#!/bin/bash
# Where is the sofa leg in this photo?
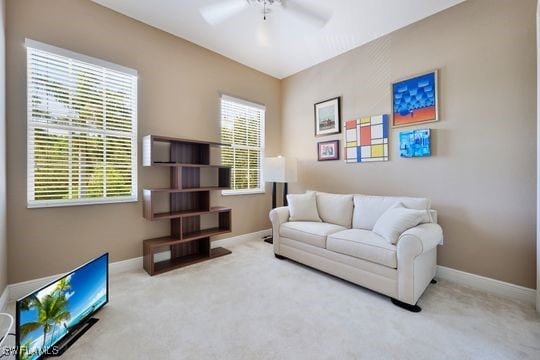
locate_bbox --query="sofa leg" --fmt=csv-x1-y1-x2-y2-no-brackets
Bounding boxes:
274,253,286,260
430,279,437,284
391,298,422,313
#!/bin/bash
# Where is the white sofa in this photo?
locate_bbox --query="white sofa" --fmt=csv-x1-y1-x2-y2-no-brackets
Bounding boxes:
269,192,443,312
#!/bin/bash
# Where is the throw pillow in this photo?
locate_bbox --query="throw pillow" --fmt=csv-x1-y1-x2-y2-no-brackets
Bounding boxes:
287,192,322,222
372,202,426,244
352,194,431,230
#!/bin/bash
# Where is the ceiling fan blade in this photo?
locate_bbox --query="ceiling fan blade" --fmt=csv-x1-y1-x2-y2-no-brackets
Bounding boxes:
199,0,249,26
282,0,332,28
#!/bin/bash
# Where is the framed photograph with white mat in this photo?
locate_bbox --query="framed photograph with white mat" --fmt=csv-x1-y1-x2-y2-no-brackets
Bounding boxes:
314,97,341,136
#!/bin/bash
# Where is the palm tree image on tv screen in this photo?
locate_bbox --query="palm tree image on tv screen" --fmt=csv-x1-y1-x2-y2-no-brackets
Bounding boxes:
18,256,108,360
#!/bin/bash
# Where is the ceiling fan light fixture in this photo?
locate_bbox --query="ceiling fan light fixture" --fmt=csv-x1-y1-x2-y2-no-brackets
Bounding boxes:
248,0,281,20
200,0,331,28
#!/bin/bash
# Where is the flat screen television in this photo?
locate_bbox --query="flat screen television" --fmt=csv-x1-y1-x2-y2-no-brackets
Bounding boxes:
16,253,108,360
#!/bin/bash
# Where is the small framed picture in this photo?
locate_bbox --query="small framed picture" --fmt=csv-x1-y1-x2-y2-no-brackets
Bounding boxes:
400,128,431,158
392,70,439,127
318,140,339,161
314,97,341,136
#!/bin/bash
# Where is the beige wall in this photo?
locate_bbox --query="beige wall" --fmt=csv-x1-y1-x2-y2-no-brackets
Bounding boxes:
6,0,281,283
0,0,6,293
5,0,537,289
281,0,537,288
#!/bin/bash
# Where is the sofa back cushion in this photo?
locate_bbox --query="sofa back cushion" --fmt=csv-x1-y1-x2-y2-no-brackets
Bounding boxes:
352,194,431,230
315,192,353,228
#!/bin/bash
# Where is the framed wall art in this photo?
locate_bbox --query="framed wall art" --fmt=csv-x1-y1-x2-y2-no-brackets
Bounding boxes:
392,70,438,127
318,140,339,161
399,128,431,158
314,97,341,136
344,114,389,163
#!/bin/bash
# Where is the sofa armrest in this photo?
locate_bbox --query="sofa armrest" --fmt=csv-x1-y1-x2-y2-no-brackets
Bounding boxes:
397,223,443,259
397,223,443,305
269,206,289,226
269,207,290,254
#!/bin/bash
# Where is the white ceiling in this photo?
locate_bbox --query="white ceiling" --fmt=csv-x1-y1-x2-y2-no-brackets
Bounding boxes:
91,0,465,79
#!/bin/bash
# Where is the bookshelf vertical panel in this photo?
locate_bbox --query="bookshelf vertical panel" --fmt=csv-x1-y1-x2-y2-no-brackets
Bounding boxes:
143,135,152,166
171,167,182,189
171,240,200,259
218,168,231,188
143,241,154,274
182,167,201,189
181,215,200,240
170,192,210,213
171,218,181,239
200,238,211,257
219,210,232,232
170,142,210,165
143,189,153,220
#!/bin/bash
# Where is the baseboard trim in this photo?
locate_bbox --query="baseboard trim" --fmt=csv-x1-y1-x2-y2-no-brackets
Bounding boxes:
212,229,270,248
7,229,270,303
0,286,8,312
109,256,143,276
153,228,271,263
8,274,63,303
436,265,536,305
11,233,532,307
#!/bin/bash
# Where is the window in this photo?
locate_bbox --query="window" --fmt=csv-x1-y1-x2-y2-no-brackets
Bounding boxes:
26,39,138,208
220,95,265,195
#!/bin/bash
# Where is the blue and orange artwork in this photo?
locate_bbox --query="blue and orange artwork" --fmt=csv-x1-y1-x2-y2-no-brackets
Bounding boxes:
400,129,431,158
345,114,389,163
393,71,438,127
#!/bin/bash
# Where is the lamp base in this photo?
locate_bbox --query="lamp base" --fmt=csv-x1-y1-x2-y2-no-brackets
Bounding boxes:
263,235,273,244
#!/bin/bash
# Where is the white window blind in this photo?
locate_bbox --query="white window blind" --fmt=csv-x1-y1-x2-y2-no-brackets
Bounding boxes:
220,95,265,195
26,39,138,208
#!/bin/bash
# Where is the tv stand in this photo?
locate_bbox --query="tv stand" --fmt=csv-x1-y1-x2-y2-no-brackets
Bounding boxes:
48,318,99,357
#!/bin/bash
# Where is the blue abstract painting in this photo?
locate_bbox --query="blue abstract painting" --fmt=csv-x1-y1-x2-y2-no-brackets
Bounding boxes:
393,71,438,127
400,129,431,158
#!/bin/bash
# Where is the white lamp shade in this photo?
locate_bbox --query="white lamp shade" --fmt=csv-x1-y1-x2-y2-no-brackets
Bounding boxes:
264,156,297,183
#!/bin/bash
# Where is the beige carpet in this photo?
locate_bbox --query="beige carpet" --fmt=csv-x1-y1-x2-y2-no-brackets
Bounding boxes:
3,239,540,359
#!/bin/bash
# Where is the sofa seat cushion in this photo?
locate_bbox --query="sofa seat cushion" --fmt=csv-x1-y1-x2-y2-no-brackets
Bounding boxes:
280,222,346,248
327,229,397,268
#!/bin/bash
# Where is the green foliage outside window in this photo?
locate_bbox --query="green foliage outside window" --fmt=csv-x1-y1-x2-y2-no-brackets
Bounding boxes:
28,48,136,205
221,101,264,192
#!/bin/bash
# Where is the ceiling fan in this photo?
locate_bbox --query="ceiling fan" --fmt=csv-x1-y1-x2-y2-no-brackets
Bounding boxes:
199,0,332,28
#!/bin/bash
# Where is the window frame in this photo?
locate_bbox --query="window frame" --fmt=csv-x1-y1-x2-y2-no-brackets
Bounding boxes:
26,39,138,208
220,94,266,196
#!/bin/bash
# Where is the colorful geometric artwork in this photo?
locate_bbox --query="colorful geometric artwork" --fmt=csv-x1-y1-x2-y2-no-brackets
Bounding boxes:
344,114,389,163
392,70,438,127
399,129,431,158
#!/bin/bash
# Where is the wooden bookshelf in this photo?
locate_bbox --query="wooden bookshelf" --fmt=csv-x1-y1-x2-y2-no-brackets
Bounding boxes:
142,135,232,276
